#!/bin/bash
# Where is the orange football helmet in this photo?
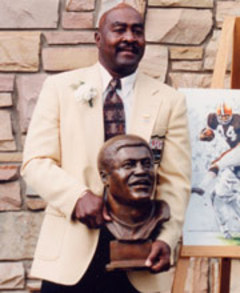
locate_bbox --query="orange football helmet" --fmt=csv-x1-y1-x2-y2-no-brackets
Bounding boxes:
216,102,232,125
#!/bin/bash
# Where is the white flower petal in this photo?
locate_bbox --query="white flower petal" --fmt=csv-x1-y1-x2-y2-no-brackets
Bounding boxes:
73,83,97,106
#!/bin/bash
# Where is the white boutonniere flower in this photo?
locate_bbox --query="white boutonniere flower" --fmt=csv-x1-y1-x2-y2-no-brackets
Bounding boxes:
72,81,97,107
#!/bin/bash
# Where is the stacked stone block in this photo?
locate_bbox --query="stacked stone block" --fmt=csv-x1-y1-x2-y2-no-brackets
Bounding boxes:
0,0,240,292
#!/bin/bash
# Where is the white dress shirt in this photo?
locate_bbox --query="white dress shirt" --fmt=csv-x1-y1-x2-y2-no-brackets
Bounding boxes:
98,63,136,133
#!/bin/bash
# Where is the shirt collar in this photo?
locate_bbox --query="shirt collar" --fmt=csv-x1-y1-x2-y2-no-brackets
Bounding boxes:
98,62,137,96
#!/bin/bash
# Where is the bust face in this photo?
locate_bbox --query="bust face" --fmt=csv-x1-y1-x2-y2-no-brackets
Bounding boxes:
106,145,155,206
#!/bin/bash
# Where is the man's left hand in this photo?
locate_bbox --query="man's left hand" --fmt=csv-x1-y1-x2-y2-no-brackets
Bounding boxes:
145,240,171,273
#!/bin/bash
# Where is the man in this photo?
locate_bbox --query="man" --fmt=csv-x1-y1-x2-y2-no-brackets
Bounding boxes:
98,134,170,242
21,3,191,293
192,102,240,239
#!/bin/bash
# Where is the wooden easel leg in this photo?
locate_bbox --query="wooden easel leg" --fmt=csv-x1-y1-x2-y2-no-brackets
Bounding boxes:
218,258,231,293
231,17,240,89
172,257,189,293
211,16,235,89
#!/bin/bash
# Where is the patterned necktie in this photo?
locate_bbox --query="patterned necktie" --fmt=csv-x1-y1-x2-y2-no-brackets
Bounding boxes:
104,79,126,141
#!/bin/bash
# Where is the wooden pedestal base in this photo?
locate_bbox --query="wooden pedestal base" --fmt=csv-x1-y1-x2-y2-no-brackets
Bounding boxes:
106,240,152,271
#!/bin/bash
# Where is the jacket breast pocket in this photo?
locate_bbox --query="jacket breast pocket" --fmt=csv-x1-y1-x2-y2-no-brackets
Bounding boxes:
35,213,67,261
150,128,166,165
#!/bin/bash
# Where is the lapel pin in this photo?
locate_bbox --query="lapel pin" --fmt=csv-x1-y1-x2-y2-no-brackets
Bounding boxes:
143,114,150,119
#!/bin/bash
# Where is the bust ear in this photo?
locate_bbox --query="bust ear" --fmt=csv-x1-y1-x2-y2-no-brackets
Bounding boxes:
99,170,109,186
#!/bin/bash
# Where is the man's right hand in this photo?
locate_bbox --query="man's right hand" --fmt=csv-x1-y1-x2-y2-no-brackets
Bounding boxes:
72,190,107,229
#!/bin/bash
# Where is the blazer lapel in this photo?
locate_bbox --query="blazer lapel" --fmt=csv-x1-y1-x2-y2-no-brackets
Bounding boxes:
129,73,163,142
77,64,104,154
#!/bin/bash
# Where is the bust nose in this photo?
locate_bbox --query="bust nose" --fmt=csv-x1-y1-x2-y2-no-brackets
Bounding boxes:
134,162,146,175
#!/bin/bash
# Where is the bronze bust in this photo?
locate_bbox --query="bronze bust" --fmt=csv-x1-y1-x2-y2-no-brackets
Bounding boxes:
98,134,170,270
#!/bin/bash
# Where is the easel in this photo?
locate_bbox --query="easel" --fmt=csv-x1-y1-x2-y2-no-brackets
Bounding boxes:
172,16,240,293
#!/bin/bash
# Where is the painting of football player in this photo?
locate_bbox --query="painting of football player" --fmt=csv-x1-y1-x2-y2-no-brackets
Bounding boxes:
192,101,240,239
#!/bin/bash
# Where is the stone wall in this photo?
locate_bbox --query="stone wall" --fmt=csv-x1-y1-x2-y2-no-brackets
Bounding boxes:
0,0,239,292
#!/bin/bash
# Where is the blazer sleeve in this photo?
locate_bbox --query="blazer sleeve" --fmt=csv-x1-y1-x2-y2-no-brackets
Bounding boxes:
156,93,191,261
21,77,88,220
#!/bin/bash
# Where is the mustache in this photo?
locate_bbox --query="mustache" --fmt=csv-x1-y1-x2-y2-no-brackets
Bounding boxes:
116,42,140,54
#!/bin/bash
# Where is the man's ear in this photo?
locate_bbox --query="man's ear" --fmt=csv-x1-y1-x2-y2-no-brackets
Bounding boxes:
95,31,101,48
99,170,109,186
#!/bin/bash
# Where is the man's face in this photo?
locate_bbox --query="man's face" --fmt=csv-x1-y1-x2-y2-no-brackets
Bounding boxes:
106,145,155,206
95,7,145,77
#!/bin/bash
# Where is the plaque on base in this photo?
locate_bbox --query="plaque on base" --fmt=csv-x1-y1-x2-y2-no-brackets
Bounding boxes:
106,240,152,271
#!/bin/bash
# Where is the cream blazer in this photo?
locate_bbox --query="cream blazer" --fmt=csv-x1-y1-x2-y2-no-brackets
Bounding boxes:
21,64,191,292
